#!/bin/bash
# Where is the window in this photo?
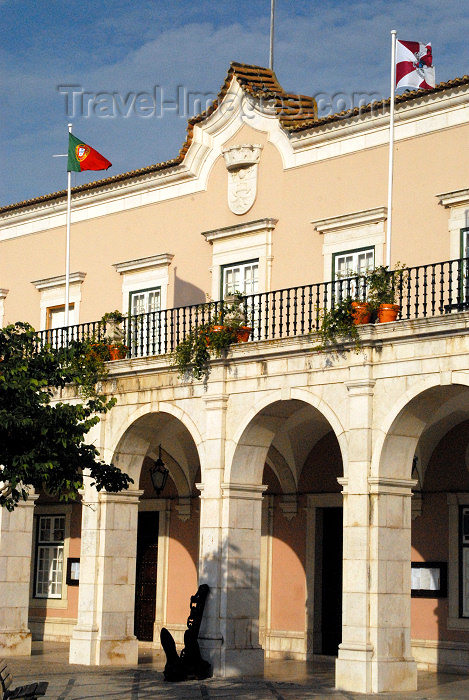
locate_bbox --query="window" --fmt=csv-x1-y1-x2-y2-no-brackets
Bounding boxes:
35,515,65,599
32,272,85,331
333,248,374,281
313,207,386,283
222,260,259,298
332,247,374,299
129,287,161,356
130,288,161,316
46,304,75,329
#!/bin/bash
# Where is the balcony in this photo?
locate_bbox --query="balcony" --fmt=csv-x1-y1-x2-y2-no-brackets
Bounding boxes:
37,256,469,359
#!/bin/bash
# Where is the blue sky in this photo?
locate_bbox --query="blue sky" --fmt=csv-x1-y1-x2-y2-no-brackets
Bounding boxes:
1,0,467,206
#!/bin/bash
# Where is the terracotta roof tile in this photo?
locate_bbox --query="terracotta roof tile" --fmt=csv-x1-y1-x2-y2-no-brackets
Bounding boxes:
2,63,468,214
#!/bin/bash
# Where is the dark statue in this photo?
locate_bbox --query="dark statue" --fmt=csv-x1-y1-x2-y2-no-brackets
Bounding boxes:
160,583,212,681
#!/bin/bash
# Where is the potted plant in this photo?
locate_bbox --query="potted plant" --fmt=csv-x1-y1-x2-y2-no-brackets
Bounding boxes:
350,299,372,325
97,311,128,360
172,321,237,380
366,264,407,323
315,297,360,351
101,310,125,341
223,292,252,342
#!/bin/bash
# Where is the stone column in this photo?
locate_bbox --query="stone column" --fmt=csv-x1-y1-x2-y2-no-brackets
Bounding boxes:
197,393,228,674
197,393,265,677
0,494,38,656
335,377,417,693
366,476,417,692
219,482,266,675
69,488,143,666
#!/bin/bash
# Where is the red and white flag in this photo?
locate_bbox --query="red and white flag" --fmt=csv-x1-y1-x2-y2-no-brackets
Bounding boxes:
395,40,435,90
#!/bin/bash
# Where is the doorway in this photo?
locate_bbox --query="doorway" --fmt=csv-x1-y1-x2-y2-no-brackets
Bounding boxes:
320,507,343,655
134,511,159,641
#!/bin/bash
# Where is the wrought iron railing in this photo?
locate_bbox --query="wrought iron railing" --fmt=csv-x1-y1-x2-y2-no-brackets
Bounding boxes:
37,256,469,359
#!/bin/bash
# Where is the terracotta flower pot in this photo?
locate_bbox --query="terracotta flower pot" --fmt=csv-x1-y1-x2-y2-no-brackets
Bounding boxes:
109,344,127,360
351,301,371,325
377,304,400,323
236,326,252,342
204,325,225,346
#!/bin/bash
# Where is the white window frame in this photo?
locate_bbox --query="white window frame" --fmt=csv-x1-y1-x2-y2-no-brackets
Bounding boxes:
333,248,375,281
34,514,65,599
202,219,277,301
437,188,469,260
30,504,72,610
113,254,173,315
32,272,86,330
221,260,259,298
312,207,386,283
129,286,162,357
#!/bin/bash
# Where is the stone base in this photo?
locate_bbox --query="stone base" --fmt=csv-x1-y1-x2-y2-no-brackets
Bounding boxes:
336,650,417,693
69,626,138,666
200,637,264,678
412,638,469,674
263,629,306,660
222,648,264,677
0,630,32,656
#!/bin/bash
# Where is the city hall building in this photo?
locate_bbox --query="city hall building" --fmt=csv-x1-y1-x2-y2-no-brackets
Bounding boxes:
1,62,469,693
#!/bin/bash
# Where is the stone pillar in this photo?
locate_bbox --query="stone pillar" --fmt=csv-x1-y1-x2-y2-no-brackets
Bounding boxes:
219,482,266,675
367,476,417,693
335,377,417,693
0,494,38,656
69,489,143,666
197,393,265,677
197,394,229,674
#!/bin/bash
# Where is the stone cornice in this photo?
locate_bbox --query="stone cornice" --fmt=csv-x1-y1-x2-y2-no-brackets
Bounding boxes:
437,187,469,208
113,254,174,274
221,483,268,499
368,477,417,495
32,271,86,290
312,207,387,234
202,218,278,243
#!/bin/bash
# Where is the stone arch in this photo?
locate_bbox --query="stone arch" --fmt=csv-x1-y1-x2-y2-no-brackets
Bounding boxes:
226,391,346,486
374,380,469,481
265,448,296,493
110,406,202,492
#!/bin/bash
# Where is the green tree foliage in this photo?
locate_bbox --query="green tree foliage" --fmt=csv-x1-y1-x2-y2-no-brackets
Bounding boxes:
0,323,132,510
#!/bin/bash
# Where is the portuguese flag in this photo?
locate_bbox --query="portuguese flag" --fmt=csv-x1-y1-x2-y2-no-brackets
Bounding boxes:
67,133,112,172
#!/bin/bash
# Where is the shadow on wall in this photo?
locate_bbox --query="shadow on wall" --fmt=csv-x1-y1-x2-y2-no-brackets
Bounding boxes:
173,266,207,308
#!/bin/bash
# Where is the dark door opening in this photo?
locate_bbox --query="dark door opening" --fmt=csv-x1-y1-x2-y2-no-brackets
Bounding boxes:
134,511,159,641
321,507,343,655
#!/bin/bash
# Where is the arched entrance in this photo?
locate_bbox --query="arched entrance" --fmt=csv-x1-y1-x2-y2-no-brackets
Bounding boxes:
218,398,345,673
360,383,469,691
69,409,201,665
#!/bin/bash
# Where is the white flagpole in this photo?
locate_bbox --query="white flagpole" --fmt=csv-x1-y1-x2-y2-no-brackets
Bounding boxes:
386,30,397,269
269,0,275,70
65,123,72,328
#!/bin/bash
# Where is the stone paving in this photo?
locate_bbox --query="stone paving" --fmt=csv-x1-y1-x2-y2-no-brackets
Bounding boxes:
5,643,469,699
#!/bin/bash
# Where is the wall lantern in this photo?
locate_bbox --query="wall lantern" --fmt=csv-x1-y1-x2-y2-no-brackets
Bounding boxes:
411,456,422,491
150,445,169,495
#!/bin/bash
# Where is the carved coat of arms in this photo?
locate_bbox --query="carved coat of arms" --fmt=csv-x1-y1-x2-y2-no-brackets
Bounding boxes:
222,144,263,215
